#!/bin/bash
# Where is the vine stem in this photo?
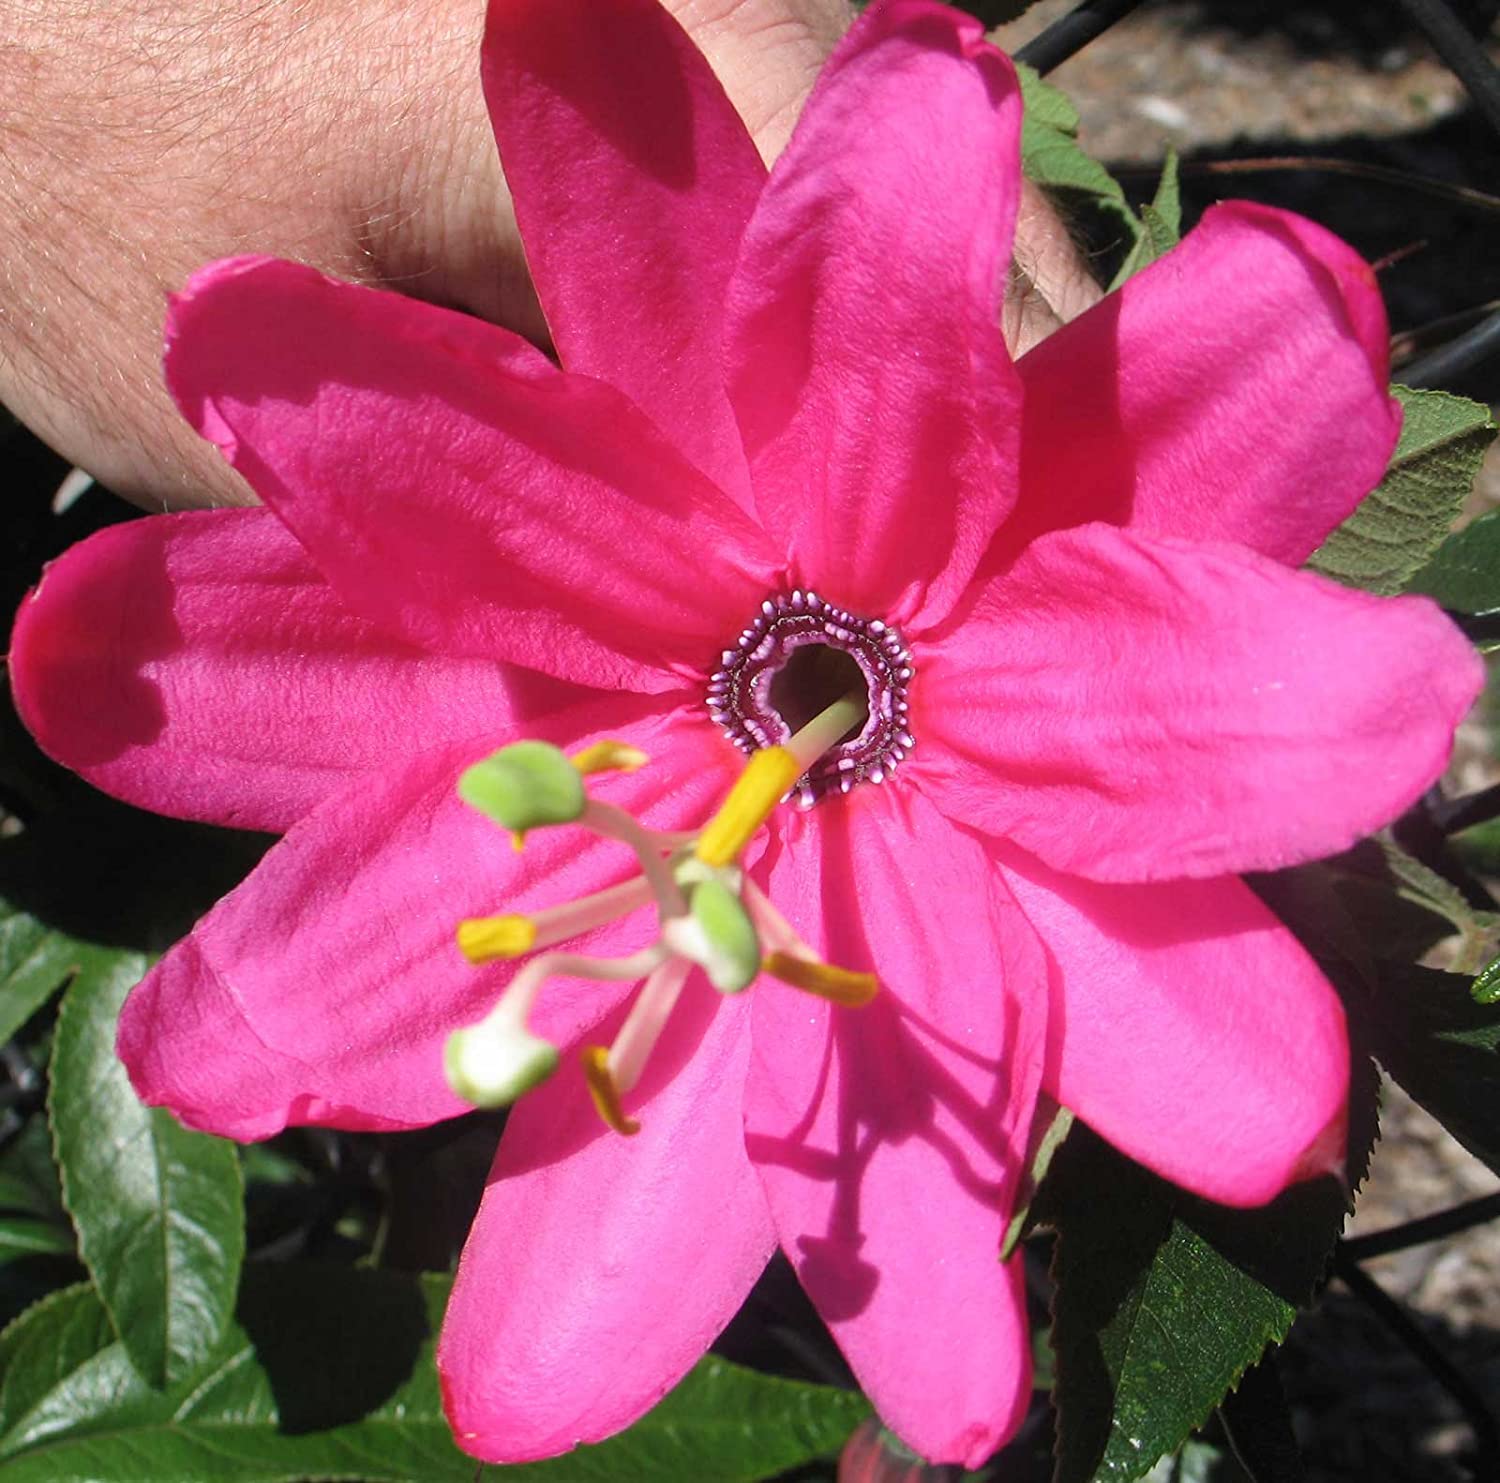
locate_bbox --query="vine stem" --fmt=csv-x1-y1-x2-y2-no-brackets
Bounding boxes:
1390,0,1500,139
1014,0,1148,75
1402,306,1500,388
1333,1247,1500,1469
1342,1192,1500,1261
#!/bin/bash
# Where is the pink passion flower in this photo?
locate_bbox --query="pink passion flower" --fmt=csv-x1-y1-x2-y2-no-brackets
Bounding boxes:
7,0,1483,1467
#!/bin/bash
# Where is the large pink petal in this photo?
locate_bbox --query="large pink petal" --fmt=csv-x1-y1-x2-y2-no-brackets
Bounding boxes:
1005,202,1399,565
9,507,582,833
744,788,1048,1468
118,704,732,1141
724,0,1022,632
917,523,1481,882
165,256,780,692
439,977,773,1463
482,0,764,505
995,843,1348,1206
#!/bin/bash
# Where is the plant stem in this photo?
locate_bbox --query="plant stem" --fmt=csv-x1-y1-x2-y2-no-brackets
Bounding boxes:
1014,0,1147,75
1334,1248,1500,1469
1341,1192,1500,1261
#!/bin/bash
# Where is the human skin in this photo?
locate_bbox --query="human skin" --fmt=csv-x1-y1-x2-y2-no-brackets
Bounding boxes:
0,0,1097,512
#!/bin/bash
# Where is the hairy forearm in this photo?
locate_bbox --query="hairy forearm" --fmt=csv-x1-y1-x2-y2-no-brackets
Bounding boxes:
0,1,529,505
0,0,1093,513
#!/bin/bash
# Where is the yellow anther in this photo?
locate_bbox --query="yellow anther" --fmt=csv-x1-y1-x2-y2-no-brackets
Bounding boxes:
456,914,537,964
571,740,650,776
763,951,878,1007
580,1045,640,1136
695,747,801,867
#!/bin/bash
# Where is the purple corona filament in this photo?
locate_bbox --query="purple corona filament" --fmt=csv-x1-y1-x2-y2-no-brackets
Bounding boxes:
707,591,915,807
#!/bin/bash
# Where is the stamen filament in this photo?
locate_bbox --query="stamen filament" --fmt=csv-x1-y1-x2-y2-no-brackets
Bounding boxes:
607,956,693,1095
583,801,686,919
745,880,880,1007
742,878,803,956
449,686,881,1126
457,876,654,964
490,943,669,1031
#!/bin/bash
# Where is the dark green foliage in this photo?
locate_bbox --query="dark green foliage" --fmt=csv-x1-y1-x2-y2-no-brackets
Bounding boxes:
1108,150,1181,290
1308,388,1496,596
48,949,245,1388
1408,507,1500,614
1040,1107,1371,1483
0,1271,867,1482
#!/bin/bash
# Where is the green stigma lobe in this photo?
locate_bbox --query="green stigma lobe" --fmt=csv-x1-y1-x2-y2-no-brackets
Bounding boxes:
445,1021,560,1107
688,876,760,994
459,741,586,834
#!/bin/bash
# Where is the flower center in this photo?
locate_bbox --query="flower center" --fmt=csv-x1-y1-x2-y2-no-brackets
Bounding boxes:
708,591,914,805
442,701,880,1136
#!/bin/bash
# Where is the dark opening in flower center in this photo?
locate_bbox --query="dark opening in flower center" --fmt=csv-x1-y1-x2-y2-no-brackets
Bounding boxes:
708,591,914,807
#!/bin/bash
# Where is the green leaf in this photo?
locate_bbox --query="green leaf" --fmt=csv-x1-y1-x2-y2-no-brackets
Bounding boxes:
0,1221,71,1264
1373,836,1500,972
0,1265,866,1481
1362,961,1500,1177
1016,63,1139,232
1407,506,1500,614
1246,864,1378,991
1375,835,1488,933
1307,387,1497,596
1473,954,1500,1004
1254,839,1493,976
1451,814,1500,876
1108,149,1181,290
559,1352,868,1483
48,949,244,1388
0,1284,117,1441
0,1119,78,1329
0,897,84,1047
1045,1123,1359,1483
1001,1095,1074,1259
0,1120,64,1226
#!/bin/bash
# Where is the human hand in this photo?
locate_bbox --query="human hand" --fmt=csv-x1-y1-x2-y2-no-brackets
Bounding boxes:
0,0,1093,511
